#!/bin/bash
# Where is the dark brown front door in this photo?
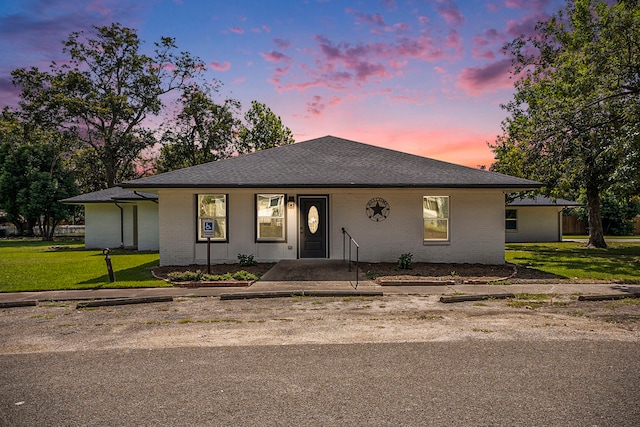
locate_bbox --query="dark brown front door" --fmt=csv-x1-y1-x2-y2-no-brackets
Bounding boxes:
299,197,327,258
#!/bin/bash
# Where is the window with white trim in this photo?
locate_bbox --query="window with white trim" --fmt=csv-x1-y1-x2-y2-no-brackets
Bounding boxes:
256,194,285,241
197,194,227,241
505,209,518,231
423,196,449,241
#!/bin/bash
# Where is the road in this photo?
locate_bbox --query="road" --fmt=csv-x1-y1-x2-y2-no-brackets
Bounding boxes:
2,341,639,426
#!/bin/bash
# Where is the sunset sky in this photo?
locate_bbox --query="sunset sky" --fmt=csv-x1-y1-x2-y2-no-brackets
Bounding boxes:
0,0,566,168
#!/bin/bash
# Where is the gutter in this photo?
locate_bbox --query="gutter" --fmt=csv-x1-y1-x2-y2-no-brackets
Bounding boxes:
133,191,159,204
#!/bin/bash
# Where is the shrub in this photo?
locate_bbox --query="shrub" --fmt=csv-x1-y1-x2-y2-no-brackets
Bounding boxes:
238,253,257,266
167,269,257,282
397,252,413,269
167,270,204,282
232,270,258,281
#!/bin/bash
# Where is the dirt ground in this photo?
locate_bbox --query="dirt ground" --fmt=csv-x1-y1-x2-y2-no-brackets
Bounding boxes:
1,293,639,355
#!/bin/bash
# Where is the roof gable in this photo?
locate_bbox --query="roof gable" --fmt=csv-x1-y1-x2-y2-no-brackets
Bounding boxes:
122,135,541,189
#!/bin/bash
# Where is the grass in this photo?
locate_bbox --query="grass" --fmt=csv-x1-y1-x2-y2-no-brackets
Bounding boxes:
0,239,166,292
506,241,640,282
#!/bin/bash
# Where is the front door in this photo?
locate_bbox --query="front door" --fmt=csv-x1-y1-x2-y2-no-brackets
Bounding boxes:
299,197,327,258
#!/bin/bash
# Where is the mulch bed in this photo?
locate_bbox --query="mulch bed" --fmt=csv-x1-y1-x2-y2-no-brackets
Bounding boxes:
152,261,566,286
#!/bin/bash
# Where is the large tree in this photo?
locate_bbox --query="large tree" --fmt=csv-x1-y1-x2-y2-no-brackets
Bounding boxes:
491,0,640,248
11,23,205,189
0,109,77,239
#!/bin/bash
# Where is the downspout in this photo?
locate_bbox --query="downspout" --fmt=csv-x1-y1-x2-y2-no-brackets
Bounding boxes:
558,209,564,242
115,202,124,248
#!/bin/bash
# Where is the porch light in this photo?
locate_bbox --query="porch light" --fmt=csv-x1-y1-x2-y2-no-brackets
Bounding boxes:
287,196,295,209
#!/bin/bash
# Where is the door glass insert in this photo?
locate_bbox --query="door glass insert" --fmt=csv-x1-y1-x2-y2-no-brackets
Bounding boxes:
308,205,319,234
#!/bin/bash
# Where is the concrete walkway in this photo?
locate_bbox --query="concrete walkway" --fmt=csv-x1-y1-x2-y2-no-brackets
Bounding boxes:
1,280,639,305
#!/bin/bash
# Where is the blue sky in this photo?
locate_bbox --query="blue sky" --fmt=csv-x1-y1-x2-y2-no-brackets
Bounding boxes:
0,0,566,167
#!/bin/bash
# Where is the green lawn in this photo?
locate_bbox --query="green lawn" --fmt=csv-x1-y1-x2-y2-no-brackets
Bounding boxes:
0,240,167,292
506,242,640,282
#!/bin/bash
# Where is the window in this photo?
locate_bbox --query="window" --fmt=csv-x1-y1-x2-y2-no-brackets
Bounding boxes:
505,209,518,230
256,194,285,241
423,196,449,241
197,194,227,241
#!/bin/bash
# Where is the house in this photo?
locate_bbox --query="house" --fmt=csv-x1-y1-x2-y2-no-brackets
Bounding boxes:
505,195,581,243
61,186,159,251
118,136,540,266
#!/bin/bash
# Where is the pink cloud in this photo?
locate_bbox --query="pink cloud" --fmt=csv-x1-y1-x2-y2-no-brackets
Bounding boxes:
456,58,513,95
389,59,408,70
435,0,464,26
232,77,246,85
262,25,271,33
230,27,244,34
471,28,506,60
346,8,387,27
506,0,555,10
209,61,231,71
418,15,429,25
273,38,291,49
306,94,343,116
270,30,461,94
260,50,291,63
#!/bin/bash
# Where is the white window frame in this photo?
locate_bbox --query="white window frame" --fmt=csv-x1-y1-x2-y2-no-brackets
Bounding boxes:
423,196,449,242
197,194,228,242
256,194,286,242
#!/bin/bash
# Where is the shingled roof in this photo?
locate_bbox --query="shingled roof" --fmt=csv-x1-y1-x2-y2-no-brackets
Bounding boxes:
61,187,158,204
508,195,580,207
121,135,541,189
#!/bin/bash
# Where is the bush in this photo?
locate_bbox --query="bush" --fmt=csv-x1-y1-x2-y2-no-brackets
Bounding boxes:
167,270,257,282
167,270,204,282
232,270,257,281
397,252,413,269
238,253,257,266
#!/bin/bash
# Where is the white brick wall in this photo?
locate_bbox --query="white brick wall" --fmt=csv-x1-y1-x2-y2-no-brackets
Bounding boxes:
137,201,159,251
506,206,563,242
157,188,507,266
84,204,122,249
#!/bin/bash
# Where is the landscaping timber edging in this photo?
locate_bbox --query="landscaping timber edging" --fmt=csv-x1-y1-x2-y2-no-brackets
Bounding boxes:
439,293,515,303
578,294,640,302
220,290,384,300
0,300,37,309
172,280,254,288
76,296,173,308
378,279,455,286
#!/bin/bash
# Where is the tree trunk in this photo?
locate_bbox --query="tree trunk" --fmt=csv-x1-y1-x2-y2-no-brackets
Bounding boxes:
586,184,607,248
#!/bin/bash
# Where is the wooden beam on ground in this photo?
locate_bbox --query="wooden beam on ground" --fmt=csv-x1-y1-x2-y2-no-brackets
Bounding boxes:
440,293,515,303
76,296,173,308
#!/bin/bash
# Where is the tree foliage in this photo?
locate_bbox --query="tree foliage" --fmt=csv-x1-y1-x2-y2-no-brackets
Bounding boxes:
157,96,295,172
491,0,640,248
237,101,295,153
11,23,205,190
156,85,242,172
0,109,77,240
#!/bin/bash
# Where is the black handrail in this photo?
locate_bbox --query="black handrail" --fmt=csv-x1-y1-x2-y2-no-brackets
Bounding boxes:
341,227,360,288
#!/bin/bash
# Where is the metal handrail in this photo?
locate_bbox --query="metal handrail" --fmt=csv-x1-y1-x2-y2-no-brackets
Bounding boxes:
341,227,360,288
